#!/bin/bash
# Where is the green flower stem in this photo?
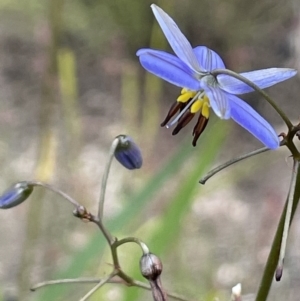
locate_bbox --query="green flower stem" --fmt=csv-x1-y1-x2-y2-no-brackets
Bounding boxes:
27,181,81,207
91,216,115,245
114,237,150,254
255,159,300,301
30,277,103,290
276,159,299,280
199,146,269,184
211,69,293,130
98,137,120,220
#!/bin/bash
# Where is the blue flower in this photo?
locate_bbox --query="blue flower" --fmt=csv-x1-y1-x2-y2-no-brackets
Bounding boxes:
137,4,297,148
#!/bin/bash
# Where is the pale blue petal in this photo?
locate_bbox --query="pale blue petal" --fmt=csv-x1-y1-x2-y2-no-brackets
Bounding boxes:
137,49,201,90
229,94,279,149
204,85,231,119
193,46,225,71
218,68,297,94
151,4,201,72
137,49,192,73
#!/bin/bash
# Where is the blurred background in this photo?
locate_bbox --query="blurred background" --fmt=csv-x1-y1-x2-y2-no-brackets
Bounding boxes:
0,0,299,300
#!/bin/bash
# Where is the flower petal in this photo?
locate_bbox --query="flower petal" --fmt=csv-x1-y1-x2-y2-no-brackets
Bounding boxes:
193,46,225,71
204,85,231,119
229,94,279,149
151,4,202,72
218,68,297,94
137,48,201,90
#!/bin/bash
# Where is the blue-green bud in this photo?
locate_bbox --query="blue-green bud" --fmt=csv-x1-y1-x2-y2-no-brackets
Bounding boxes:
114,135,142,170
0,182,33,209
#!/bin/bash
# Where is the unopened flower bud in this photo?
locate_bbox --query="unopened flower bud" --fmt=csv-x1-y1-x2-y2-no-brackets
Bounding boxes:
0,182,33,209
114,135,142,170
140,253,163,280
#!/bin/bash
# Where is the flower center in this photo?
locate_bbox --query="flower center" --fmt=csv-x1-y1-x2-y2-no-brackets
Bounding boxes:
201,74,218,87
177,88,210,118
160,88,211,147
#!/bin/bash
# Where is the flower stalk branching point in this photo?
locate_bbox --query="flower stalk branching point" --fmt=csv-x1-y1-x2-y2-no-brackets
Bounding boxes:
137,4,297,148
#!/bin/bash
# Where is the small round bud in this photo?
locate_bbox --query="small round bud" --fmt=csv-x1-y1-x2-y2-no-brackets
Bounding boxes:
73,205,87,218
114,135,142,170
140,253,163,280
0,182,33,209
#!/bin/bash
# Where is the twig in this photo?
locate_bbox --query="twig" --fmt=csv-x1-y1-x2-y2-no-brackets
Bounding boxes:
27,181,81,207
199,146,269,184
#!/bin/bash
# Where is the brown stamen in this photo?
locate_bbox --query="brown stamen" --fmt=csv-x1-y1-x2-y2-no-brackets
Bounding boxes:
172,110,195,135
161,97,195,127
192,115,209,147
161,101,185,127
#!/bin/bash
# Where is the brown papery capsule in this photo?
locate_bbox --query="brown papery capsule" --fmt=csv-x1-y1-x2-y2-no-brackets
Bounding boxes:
140,253,163,281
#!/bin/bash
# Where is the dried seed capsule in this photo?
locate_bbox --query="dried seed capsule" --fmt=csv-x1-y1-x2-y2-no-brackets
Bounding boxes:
0,182,33,209
140,253,163,280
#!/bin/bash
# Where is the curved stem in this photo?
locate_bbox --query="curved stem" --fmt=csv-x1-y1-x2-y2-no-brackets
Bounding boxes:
255,160,300,301
199,146,269,184
276,159,299,280
97,137,120,220
30,277,102,291
211,69,293,129
27,181,81,207
113,237,150,254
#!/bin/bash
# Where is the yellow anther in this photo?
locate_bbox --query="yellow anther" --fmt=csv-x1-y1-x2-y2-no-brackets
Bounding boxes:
201,102,210,119
190,99,203,113
203,95,210,103
181,88,188,94
177,91,196,103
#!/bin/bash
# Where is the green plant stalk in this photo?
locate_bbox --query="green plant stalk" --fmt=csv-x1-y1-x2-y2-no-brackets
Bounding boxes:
199,146,269,184
276,159,299,279
97,137,120,220
255,160,300,301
